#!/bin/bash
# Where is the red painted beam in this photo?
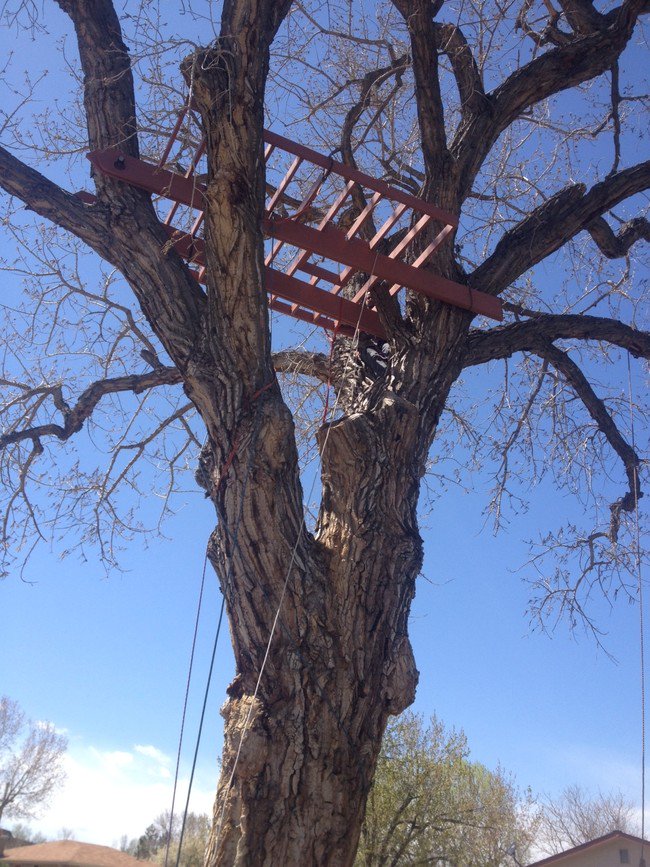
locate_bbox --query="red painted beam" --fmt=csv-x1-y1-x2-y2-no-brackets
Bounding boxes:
86,149,502,321
77,187,383,336
263,130,459,226
166,230,386,337
265,216,502,321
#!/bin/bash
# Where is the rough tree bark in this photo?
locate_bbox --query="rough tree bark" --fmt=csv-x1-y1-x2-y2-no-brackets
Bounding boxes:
0,0,648,864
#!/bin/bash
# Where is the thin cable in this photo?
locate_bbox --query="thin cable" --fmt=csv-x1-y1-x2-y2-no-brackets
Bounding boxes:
175,396,266,867
163,551,209,867
627,353,646,857
213,287,374,849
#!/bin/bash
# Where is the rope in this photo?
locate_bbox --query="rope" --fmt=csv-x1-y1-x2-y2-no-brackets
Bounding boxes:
627,353,646,857
163,551,209,867
321,306,342,425
212,288,374,851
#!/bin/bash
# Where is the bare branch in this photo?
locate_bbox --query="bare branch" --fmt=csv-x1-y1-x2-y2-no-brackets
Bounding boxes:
469,161,650,296
432,22,486,124
587,214,650,258
55,0,140,158
464,312,650,367
534,341,641,541
0,367,183,450
558,0,605,34
339,53,410,224
453,0,647,197
390,0,451,180
0,146,110,253
273,350,331,384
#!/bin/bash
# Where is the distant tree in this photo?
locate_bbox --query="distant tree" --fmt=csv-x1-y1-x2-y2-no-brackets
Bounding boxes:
7,823,47,844
355,712,537,865
135,824,165,861
535,785,638,855
0,697,67,826
57,827,75,841
153,814,210,867
125,812,210,867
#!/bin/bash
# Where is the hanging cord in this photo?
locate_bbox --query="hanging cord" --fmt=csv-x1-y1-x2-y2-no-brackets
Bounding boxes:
174,388,268,867
213,288,373,850
321,308,342,425
627,353,646,858
163,551,209,867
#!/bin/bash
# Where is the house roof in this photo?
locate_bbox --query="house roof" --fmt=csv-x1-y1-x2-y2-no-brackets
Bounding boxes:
0,842,148,867
528,830,650,865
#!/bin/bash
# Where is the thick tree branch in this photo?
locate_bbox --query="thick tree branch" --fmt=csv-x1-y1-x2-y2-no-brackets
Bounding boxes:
391,0,451,181
0,349,331,456
56,0,140,159
469,161,650,296
587,214,650,257
272,350,331,383
464,313,650,367
453,0,646,197
0,146,110,253
558,0,605,34
432,22,486,123
535,341,642,540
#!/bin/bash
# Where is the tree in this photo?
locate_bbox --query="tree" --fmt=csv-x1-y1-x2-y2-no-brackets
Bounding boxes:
0,0,647,864
535,785,638,855
6,825,48,845
356,712,537,866
0,697,67,826
123,812,210,867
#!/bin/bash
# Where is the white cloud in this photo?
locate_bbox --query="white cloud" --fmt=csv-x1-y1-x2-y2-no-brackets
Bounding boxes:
133,744,170,765
31,742,215,846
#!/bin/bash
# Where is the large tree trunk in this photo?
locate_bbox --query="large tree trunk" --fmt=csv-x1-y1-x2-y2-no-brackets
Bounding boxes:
179,19,474,857
204,390,432,864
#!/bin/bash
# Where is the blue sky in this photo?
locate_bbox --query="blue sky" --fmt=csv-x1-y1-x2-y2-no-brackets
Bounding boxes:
2,443,646,843
1,0,648,849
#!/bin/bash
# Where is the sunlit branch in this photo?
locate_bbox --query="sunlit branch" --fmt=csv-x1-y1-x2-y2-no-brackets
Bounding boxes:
469,161,650,296
0,367,183,451
273,350,331,384
464,313,650,367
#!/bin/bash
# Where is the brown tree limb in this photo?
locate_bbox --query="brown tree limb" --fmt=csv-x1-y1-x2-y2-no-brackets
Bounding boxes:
0,146,110,254
587,214,650,258
0,367,183,451
273,350,331,383
534,341,642,541
339,53,410,223
453,0,646,197
464,312,650,367
55,0,142,199
558,0,604,34
0,349,333,455
433,22,486,123
469,160,650,296
390,0,451,181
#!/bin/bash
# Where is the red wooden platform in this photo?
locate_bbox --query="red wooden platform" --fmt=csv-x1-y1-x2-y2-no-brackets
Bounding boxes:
87,104,502,337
